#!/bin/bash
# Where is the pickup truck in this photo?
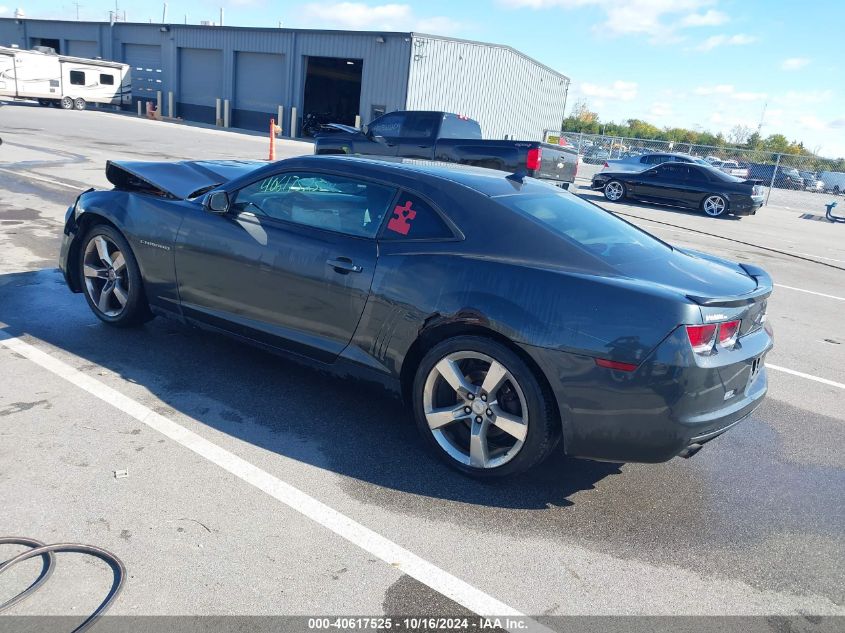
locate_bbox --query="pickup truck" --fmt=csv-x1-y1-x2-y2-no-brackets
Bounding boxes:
313,110,578,188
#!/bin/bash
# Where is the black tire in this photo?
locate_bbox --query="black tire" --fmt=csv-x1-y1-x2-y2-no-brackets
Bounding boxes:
74,97,86,111
412,335,559,479
60,96,74,110
78,224,152,328
603,180,626,202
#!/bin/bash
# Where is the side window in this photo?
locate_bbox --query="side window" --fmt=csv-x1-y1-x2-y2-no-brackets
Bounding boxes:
381,192,454,240
70,70,85,86
232,172,396,239
99,73,115,85
642,154,665,165
400,112,441,138
368,113,404,138
687,166,707,182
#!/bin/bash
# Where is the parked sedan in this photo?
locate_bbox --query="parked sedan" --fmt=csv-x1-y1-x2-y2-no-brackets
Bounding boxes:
59,155,772,478
799,170,824,192
592,162,765,217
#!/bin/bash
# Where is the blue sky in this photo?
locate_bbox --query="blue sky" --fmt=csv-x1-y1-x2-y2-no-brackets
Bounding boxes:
4,0,844,156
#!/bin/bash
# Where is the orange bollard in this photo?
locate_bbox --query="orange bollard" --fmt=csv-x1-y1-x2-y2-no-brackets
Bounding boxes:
268,118,282,161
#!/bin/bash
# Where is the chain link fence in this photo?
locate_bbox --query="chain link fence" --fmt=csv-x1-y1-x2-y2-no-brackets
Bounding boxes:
544,131,845,210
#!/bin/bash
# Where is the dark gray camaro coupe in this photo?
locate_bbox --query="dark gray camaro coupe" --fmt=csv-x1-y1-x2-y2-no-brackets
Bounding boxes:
59,155,773,478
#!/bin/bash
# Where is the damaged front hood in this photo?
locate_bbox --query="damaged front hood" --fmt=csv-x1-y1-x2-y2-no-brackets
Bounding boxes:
106,159,265,199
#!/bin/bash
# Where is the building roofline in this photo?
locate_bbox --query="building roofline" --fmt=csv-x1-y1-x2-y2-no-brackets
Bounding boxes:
410,32,570,83
0,18,569,81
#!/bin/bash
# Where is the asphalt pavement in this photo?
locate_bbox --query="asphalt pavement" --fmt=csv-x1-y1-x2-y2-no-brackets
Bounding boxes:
0,100,843,629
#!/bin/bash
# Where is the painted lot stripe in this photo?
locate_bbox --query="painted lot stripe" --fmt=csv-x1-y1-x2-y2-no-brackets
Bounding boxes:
0,166,84,191
768,364,845,390
0,332,549,631
774,284,845,302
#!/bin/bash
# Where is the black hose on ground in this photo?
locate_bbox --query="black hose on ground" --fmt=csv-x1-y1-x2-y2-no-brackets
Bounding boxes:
0,536,125,633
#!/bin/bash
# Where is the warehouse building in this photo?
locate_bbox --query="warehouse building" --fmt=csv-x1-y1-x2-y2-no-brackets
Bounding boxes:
0,18,570,140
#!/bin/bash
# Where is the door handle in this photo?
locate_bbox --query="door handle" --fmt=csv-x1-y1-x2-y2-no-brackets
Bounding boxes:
327,257,363,274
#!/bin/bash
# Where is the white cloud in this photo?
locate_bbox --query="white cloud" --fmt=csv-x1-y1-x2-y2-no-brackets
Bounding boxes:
780,57,810,71
775,90,833,106
693,85,767,101
695,33,756,51
296,3,461,33
501,0,726,43
694,84,734,95
579,80,638,101
798,115,826,130
0,6,9,15
680,10,728,26
831,119,845,129
648,101,673,117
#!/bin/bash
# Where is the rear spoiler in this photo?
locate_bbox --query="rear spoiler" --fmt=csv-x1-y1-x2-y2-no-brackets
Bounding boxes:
686,263,773,307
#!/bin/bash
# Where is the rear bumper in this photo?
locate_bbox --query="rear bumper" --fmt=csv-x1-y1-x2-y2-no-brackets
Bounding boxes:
732,197,764,216
523,326,772,463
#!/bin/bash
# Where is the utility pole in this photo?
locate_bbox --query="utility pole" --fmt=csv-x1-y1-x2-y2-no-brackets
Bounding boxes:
73,1,82,20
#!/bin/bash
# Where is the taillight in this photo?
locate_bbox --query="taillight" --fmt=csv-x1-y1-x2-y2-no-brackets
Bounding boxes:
686,324,717,354
717,319,741,347
603,161,609,168
526,147,542,171
686,320,742,354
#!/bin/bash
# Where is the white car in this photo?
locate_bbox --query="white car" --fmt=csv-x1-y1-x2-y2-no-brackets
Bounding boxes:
819,171,845,194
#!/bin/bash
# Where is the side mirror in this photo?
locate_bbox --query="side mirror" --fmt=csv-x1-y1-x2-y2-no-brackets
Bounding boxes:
205,191,230,214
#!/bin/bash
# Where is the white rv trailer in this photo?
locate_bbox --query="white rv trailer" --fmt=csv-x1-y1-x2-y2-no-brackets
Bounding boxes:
0,45,131,110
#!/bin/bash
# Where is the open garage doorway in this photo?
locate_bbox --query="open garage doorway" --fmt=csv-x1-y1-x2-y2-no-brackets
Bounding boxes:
302,56,363,136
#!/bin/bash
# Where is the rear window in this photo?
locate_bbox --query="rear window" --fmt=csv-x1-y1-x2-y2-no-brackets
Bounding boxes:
440,114,482,140
703,166,744,183
497,191,670,265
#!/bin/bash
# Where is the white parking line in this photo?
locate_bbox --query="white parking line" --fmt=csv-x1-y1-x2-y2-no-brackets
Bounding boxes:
0,167,84,191
774,284,845,301
768,364,845,390
0,332,549,631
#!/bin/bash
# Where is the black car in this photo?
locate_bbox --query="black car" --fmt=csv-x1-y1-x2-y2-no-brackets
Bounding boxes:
59,156,773,478
592,162,765,217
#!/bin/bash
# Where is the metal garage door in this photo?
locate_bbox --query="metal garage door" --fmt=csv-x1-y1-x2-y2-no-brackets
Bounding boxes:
234,51,285,131
122,43,162,99
179,47,222,124
66,40,98,59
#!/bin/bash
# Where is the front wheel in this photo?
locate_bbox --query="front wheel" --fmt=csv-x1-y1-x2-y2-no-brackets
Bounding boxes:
603,180,626,202
702,194,728,217
79,225,152,327
412,336,559,478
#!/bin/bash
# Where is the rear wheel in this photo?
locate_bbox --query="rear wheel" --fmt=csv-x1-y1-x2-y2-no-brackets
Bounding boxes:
412,336,559,478
603,180,625,202
73,98,86,111
60,96,74,110
702,194,727,217
79,225,151,327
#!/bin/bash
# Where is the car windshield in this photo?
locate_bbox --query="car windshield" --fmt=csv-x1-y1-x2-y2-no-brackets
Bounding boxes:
497,190,671,265
703,166,744,183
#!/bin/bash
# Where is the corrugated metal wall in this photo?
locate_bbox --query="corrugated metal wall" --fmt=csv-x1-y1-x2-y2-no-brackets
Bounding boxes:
406,36,569,141
0,19,569,142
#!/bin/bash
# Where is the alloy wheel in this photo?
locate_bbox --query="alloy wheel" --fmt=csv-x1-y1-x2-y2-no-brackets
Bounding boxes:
703,195,726,217
604,181,624,201
83,235,130,317
60,96,74,110
422,351,528,469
